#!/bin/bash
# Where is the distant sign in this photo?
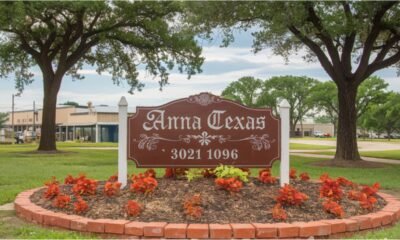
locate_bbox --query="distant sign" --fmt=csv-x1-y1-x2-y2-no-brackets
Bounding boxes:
127,92,280,167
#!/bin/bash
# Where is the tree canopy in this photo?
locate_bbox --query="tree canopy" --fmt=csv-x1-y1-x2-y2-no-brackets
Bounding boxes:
0,1,204,151
0,1,203,93
221,75,318,136
360,92,400,140
0,112,8,129
187,1,400,161
221,76,262,107
259,75,318,135
311,76,389,135
61,101,80,107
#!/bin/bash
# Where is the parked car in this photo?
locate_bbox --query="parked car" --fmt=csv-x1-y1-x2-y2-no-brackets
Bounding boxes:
313,131,325,137
14,131,24,144
383,133,400,139
323,133,331,138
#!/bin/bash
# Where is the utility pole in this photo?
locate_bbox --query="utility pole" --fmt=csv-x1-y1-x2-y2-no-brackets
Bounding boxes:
33,101,36,132
11,94,14,136
11,93,20,140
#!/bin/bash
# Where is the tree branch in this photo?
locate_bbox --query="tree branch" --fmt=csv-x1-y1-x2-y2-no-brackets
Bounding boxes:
305,3,343,78
365,50,400,78
63,37,100,74
288,25,337,83
372,35,400,64
354,1,396,82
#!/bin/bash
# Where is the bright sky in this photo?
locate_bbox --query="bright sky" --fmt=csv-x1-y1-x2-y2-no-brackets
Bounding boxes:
0,30,399,112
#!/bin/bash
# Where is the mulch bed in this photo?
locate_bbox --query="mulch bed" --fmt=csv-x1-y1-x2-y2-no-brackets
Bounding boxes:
30,178,386,224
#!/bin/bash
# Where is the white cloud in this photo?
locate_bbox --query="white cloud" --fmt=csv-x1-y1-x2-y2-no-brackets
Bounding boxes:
1,44,398,112
77,69,113,77
202,46,321,70
57,85,221,108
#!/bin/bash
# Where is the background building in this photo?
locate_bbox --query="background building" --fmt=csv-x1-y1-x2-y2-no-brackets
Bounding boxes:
4,104,133,142
293,122,335,137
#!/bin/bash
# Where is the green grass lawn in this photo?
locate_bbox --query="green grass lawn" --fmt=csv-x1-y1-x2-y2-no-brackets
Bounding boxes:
360,150,400,160
0,143,400,238
0,211,96,239
57,141,118,148
349,223,400,239
295,137,336,141
298,150,400,160
295,137,400,143
290,143,335,150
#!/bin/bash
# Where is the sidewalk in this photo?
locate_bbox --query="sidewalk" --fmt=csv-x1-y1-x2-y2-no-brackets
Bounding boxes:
291,152,400,165
73,147,400,165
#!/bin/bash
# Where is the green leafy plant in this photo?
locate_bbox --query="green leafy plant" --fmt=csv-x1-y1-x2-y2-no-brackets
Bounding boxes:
213,165,249,182
185,169,203,182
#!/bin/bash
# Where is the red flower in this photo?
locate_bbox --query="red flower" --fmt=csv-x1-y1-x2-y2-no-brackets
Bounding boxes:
215,177,243,193
300,172,310,181
44,176,60,199
72,176,98,196
126,200,142,216
130,173,158,194
104,181,122,197
276,184,308,206
52,194,71,209
183,194,203,219
323,199,345,218
272,203,287,221
289,168,297,179
74,196,88,214
320,176,343,201
258,168,277,184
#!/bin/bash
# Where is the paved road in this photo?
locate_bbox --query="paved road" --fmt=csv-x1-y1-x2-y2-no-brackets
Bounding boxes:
290,139,400,151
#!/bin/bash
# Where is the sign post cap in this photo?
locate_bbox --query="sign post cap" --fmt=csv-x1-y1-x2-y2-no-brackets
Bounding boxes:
118,96,128,107
279,99,290,108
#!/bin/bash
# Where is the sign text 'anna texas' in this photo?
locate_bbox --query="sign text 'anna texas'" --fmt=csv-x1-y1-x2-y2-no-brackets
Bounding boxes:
128,92,280,167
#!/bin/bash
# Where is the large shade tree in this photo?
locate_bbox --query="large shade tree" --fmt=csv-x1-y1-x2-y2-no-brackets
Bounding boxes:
258,76,318,136
311,76,389,135
0,112,8,129
360,92,400,140
188,1,400,161
0,2,203,151
221,76,262,107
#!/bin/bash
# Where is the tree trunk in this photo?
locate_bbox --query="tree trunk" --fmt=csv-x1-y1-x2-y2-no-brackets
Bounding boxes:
290,123,296,137
334,84,361,161
386,129,392,142
300,120,304,137
38,75,62,151
332,120,337,137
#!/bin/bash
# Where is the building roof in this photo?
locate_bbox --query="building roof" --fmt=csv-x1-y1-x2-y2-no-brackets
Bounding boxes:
70,105,135,115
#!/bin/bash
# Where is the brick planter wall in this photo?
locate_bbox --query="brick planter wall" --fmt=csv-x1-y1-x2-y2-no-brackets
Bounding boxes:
14,188,400,239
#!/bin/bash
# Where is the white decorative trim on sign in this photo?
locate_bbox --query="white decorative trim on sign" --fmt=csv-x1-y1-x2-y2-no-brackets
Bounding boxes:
187,93,222,106
134,131,274,151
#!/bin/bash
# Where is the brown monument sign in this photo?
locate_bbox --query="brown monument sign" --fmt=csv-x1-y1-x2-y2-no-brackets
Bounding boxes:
128,92,280,167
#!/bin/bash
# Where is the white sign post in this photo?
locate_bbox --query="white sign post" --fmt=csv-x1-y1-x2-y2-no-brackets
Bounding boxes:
279,100,290,186
118,97,128,188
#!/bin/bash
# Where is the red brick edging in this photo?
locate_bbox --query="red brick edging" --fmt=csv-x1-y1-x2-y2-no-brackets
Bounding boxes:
14,188,400,239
